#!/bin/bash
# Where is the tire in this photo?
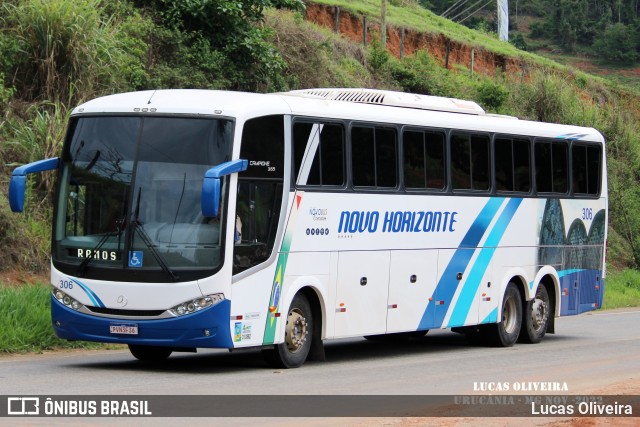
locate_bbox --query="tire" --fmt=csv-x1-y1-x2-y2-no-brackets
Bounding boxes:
486,283,522,347
128,344,173,362
263,293,313,369
519,285,550,344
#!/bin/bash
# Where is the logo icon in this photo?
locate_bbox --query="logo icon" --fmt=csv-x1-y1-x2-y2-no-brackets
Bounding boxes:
117,295,128,307
128,251,143,268
7,397,40,415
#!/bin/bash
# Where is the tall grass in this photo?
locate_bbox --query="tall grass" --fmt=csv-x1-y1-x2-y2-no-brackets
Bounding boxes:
265,10,373,89
0,282,103,353
5,100,70,200
1,0,138,103
603,269,640,309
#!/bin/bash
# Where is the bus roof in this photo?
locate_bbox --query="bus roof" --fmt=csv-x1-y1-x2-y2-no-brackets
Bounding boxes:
71,89,604,143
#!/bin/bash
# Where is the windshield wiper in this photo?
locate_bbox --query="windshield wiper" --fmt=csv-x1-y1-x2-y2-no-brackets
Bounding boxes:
130,188,179,282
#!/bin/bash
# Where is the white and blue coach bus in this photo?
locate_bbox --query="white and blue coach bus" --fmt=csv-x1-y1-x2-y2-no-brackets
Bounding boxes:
9,88,607,368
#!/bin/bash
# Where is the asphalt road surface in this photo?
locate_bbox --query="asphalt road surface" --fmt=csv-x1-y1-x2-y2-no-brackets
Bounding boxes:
0,308,638,425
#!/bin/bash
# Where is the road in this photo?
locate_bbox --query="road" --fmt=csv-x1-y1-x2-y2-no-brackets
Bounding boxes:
0,308,638,425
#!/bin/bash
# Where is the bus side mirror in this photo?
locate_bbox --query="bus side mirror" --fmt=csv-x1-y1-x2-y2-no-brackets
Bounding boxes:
202,159,248,217
9,157,60,213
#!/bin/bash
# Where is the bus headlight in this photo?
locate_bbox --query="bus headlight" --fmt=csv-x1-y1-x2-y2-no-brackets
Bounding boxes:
169,294,224,317
52,287,83,311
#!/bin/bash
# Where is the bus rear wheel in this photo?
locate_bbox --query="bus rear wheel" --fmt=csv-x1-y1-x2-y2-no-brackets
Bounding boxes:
128,344,173,362
519,285,550,344
263,293,312,369
487,283,522,347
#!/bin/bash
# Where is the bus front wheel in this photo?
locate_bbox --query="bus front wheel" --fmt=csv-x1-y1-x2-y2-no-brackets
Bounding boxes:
128,344,172,362
263,293,313,369
487,283,522,347
519,284,550,344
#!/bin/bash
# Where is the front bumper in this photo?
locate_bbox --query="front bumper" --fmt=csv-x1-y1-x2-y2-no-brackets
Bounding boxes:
52,295,233,349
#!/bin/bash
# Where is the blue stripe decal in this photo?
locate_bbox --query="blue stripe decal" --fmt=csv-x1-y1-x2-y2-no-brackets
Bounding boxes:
558,269,585,278
418,197,505,330
71,278,105,308
481,307,498,324
556,133,588,141
447,198,523,327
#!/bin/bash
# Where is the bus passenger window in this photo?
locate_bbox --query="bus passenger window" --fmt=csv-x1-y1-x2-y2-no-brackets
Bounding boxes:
403,129,445,190
351,125,397,188
293,122,345,186
451,132,489,191
535,139,568,194
572,144,601,196
495,137,530,193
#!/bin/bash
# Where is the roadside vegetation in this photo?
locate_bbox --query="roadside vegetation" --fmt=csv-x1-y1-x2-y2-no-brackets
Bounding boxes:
0,0,639,352
0,281,106,353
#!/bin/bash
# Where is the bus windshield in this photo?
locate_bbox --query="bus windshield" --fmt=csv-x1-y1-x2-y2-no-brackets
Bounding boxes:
53,116,234,281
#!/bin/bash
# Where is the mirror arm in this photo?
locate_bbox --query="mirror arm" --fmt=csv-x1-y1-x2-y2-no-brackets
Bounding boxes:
9,158,60,213
202,159,248,217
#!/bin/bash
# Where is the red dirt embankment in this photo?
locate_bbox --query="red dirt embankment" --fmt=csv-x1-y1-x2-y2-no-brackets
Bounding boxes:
305,2,525,78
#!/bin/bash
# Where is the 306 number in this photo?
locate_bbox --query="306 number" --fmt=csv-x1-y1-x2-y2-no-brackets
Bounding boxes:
582,208,593,221
59,280,73,290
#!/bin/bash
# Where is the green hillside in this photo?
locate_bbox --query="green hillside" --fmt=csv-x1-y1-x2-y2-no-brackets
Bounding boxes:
1,0,640,278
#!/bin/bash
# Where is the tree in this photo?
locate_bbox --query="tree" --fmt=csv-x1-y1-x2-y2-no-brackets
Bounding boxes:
140,0,304,90
593,22,639,63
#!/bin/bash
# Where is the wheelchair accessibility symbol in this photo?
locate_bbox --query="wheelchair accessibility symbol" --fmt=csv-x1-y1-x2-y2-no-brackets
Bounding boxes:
128,251,143,268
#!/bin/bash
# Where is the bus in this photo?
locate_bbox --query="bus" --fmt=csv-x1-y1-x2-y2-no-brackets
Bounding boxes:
9,88,607,368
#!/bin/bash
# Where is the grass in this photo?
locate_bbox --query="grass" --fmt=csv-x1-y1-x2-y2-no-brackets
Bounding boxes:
310,0,634,98
0,281,106,353
314,0,561,66
603,269,640,310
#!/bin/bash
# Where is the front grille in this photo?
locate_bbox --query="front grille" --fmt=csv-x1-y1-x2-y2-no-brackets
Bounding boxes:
86,306,165,317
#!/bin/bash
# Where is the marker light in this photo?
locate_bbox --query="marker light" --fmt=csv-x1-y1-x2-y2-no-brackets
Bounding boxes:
169,294,224,317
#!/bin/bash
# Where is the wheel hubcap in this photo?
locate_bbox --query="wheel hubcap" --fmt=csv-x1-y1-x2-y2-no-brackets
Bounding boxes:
503,296,517,334
531,297,548,331
285,308,308,353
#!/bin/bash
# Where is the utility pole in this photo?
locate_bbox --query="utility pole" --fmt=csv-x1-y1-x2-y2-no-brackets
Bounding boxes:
381,0,387,46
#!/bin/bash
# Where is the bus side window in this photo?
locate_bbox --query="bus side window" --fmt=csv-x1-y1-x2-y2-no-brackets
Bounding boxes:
351,125,397,189
403,129,446,190
293,121,345,187
535,139,568,194
451,132,490,191
234,116,285,274
572,144,601,196
495,136,530,193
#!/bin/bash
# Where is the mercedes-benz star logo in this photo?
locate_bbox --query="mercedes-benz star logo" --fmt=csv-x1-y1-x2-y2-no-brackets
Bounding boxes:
117,295,128,307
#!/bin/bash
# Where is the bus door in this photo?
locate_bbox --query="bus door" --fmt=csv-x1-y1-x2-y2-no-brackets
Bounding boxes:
334,251,390,337
386,250,438,333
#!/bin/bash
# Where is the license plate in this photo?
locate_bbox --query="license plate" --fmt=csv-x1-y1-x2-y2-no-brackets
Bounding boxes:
109,324,138,335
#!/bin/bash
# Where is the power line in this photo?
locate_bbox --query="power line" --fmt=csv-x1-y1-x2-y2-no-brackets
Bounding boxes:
441,0,470,19
450,0,493,23
458,0,495,24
